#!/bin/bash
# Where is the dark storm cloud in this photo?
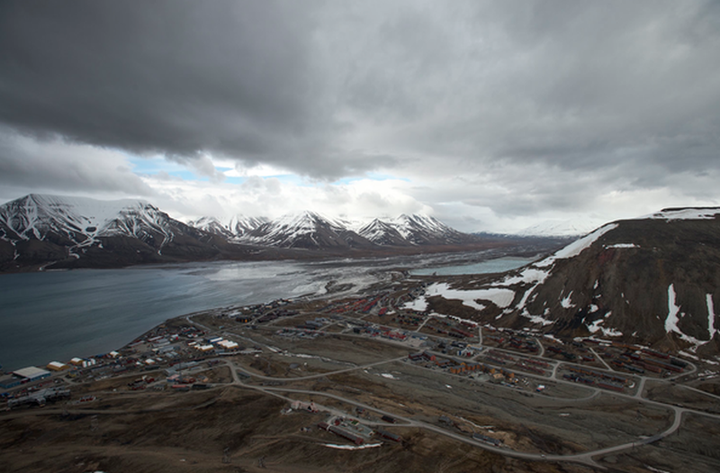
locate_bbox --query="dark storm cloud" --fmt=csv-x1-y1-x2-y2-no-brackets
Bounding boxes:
0,127,153,197
1,0,719,220
0,0,365,179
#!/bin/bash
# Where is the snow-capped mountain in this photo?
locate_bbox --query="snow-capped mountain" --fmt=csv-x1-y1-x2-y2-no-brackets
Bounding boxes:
187,216,234,239
0,194,488,271
227,214,268,236
187,211,478,249
239,211,376,249
358,218,408,246
188,214,268,239
0,194,172,247
414,207,720,355
389,214,470,245
0,194,240,270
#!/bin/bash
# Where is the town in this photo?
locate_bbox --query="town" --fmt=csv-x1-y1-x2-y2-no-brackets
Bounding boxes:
2,278,718,472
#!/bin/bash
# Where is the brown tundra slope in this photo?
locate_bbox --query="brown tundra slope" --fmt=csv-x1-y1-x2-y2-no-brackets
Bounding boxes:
425,208,720,357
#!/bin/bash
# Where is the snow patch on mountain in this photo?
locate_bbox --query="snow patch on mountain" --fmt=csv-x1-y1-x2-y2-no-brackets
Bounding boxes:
560,292,575,309
645,208,720,220
708,294,717,338
426,283,515,310
515,218,608,237
523,314,554,326
666,284,708,346
665,284,682,335
535,223,618,268
605,243,639,249
0,194,177,252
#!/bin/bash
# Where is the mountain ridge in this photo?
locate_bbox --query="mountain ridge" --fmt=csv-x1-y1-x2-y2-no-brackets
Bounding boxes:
0,194,496,271
419,209,720,356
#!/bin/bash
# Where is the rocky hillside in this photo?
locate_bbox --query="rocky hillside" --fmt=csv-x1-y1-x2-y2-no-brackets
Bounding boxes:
418,208,720,356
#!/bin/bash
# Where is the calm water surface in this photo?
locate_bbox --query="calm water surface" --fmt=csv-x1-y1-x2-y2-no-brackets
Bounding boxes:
409,256,535,276
0,259,377,370
0,252,534,370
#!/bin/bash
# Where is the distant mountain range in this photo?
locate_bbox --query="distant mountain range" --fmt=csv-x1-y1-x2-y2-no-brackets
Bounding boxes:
189,211,474,249
426,207,720,356
0,194,494,271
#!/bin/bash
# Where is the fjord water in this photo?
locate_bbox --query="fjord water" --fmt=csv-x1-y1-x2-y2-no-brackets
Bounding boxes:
0,259,369,371
0,252,534,371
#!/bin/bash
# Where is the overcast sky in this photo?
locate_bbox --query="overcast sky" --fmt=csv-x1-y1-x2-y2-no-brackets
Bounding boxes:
1,1,719,233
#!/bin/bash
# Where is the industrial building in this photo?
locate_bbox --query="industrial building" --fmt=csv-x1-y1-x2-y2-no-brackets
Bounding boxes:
0,366,52,390
13,366,51,382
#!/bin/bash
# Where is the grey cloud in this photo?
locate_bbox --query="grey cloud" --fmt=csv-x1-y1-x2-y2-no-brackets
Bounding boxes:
0,128,154,196
1,0,720,220
0,1,349,178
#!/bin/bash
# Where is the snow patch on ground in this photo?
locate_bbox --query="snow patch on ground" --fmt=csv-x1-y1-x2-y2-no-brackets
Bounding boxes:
429,312,479,328
403,297,428,312
678,350,699,361
426,283,515,310
323,443,383,450
494,268,549,286
381,373,397,380
605,243,639,249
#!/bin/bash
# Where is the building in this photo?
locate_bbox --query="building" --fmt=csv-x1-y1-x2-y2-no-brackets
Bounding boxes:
0,375,22,389
47,361,69,371
13,366,51,382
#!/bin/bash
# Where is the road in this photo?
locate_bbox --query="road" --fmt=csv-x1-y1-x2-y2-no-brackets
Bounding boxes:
589,347,613,371
185,309,719,468
227,356,406,383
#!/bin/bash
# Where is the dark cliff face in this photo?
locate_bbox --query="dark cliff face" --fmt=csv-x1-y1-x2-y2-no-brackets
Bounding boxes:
491,216,720,354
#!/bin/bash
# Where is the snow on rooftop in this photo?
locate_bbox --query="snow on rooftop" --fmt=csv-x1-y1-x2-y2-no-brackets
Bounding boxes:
13,366,50,378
